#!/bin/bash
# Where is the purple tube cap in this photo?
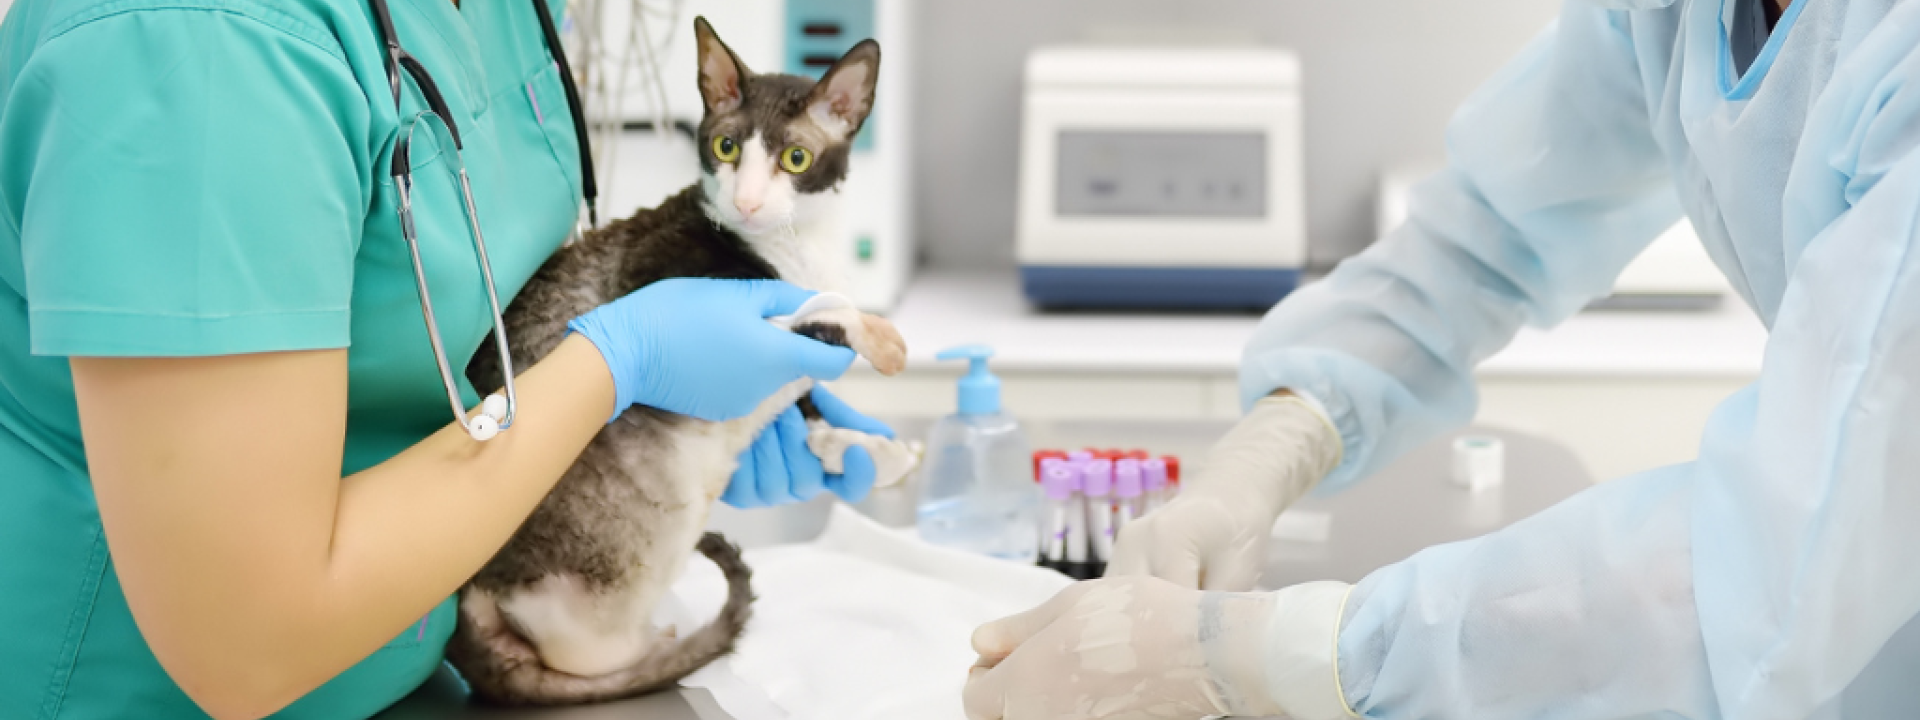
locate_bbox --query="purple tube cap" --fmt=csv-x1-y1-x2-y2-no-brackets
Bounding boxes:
1039,457,1069,478
1083,459,1114,496
1114,459,1144,498
1067,450,1095,463
1042,465,1077,500
1142,458,1169,491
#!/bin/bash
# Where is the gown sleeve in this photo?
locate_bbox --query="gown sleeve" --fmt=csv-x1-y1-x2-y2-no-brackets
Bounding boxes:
1318,4,1920,719
1239,2,1681,491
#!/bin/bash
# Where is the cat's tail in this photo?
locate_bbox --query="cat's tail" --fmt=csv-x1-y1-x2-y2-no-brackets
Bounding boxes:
446,532,755,706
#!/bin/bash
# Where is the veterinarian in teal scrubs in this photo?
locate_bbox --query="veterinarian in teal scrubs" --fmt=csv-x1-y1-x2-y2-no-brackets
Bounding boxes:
0,1,886,718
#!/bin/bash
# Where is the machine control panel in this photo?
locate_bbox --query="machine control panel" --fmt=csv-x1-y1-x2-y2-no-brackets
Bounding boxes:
1055,130,1268,219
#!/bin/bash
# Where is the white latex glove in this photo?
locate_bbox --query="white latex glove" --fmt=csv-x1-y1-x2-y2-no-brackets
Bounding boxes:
962,576,1355,720
1109,393,1341,590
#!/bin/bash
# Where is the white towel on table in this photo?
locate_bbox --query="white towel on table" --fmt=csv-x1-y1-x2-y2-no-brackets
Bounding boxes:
656,504,1074,720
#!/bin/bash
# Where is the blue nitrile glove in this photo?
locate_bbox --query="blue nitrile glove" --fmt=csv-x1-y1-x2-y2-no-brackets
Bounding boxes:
723,386,896,508
566,279,856,422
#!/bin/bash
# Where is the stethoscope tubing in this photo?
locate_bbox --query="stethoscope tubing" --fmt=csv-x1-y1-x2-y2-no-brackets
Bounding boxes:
369,0,596,440
455,166,519,431
392,175,474,435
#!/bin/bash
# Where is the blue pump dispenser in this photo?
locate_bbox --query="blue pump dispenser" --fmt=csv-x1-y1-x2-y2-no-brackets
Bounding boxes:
936,345,1001,416
918,344,1037,561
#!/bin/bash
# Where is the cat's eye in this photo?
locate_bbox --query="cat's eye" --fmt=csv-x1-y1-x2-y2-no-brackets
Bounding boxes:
779,146,814,174
712,135,741,163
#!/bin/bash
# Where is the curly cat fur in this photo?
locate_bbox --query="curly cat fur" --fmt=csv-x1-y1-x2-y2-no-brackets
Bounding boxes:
441,18,898,706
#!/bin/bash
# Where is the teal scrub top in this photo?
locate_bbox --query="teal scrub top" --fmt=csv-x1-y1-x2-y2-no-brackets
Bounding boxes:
0,0,582,717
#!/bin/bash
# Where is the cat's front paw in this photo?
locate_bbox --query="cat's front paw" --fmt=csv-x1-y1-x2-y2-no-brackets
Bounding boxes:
856,313,907,376
789,306,908,376
807,428,921,488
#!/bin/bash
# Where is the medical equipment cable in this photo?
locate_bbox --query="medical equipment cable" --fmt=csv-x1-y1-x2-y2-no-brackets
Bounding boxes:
564,0,683,206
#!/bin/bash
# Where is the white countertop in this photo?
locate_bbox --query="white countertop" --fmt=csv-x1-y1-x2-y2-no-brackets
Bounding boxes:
889,269,1767,378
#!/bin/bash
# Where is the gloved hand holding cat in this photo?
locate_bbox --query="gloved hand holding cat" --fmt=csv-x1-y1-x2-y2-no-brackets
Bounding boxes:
725,385,897,508
568,277,898,506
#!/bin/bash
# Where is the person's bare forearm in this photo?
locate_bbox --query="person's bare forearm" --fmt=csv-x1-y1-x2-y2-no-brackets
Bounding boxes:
316,335,613,671
74,335,614,719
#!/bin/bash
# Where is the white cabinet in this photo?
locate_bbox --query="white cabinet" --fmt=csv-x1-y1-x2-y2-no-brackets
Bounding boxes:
828,270,1765,483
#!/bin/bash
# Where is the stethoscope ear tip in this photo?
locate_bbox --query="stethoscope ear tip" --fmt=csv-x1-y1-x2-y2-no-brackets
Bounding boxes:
481,394,509,423
465,393,510,441
467,413,501,441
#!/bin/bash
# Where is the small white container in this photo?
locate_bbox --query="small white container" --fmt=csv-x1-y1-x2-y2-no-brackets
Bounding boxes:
1451,435,1506,493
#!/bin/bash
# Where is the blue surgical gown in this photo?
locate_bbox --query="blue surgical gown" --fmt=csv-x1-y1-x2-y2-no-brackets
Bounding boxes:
1240,0,1920,717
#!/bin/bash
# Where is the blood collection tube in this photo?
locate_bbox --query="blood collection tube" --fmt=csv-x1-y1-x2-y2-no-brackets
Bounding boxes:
1067,450,1095,465
1114,459,1145,529
1123,449,1150,460
1064,462,1089,567
1162,455,1181,499
1082,459,1115,563
1037,458,1068,552
1040,462,1076,565
1141,458,1170,513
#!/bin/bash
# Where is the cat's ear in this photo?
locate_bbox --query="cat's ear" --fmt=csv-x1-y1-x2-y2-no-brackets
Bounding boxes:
695,17,750,115
806,39,880,142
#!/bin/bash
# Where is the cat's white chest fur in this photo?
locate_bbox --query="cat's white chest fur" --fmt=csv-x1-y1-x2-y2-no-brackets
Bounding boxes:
740,193,848,294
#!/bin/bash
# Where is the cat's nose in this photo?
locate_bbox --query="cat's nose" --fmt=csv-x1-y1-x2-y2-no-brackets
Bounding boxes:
734,197,763,218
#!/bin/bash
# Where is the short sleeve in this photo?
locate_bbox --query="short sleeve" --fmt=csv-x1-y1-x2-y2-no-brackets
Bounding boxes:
6,8,371,357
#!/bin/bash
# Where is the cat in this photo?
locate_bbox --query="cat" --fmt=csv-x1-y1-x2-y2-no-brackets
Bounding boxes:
445,17,919,705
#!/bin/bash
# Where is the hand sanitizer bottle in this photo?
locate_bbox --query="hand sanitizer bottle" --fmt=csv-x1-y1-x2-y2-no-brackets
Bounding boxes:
916,345,1039,562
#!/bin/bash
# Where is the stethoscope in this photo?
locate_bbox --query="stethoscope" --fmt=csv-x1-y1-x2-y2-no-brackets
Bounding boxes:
367,0,598,441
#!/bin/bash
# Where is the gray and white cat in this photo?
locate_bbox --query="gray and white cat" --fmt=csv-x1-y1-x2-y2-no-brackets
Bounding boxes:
448,17,918,705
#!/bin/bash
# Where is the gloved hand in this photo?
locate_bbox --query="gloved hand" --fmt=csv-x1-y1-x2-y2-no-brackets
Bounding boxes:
566,278,856,422
1109,393,1342,590
722,386,895,508
962,575,1356,720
